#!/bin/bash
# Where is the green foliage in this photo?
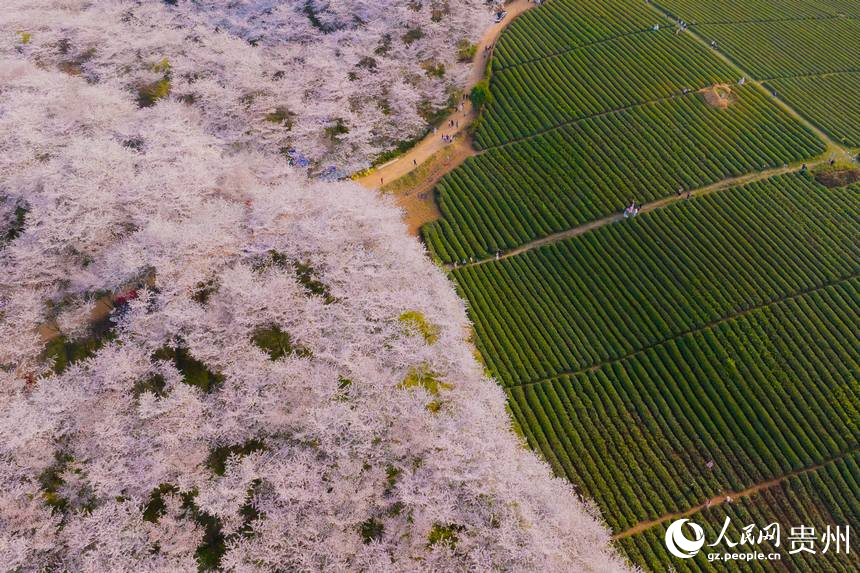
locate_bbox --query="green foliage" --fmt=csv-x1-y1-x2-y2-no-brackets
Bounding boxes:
253,252,335,303
252,249,290,272
489,0,658,69
150,58,171,74
456,39,477,62
251,325,311,360
357,56,377,71
359,517,385,543
137,77,171,108
427,523,463,548
398,311,440,344
206,439,267,476
137,58,172,107
324,118,349,140
264,106,295,129
374,34,392,56
42,314,115,374
765,72,860,148
1,201,30,246
16,31,32,44
191,279,219,306
421,60,445,78
695,18,860,79
618,452,860,572
152,345,224,392
451,174,859,386
132,373,167,398
424,88,824,261
399,364,452,395
38,451,74,513
294,261,336,304
143,482,261,570
401,28,424,45
384,465,401,495
304,1,339,33
7,205,27,241
469,80,490,111
142,483,180,523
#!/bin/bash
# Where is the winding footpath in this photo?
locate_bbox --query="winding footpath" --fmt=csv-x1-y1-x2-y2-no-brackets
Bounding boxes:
354,0,535,195
614,446,860,540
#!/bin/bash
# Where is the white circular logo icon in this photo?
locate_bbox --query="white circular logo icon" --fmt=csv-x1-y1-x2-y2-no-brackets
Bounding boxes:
665,519,705,559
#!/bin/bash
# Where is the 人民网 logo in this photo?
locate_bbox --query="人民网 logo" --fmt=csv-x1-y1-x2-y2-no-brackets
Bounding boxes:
665,518,706,559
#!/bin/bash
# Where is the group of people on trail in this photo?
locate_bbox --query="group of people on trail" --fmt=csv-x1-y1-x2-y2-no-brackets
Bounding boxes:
623,201,640,218
452,256,476,269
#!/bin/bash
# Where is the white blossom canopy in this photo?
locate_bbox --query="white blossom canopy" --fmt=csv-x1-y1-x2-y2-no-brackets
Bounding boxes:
0,3,632,572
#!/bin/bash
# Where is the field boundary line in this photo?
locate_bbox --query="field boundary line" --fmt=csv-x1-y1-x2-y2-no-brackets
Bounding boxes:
648,0,851,156
504,272,859,390
758,67,860,83
612,446,860,541
687,13,856,27
492,27,655,73
449,160,826,270
477,90,696,152
493,14,853,75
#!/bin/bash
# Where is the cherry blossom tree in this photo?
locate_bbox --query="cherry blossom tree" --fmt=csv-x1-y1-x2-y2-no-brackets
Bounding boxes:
0,4,634,572
2,0,489,171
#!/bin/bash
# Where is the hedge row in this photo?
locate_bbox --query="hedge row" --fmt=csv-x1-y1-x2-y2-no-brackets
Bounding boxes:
765,71,860,147
492,0,659,70
478,29,737,146
695,18,860,79
656,0,836,24
507,277,860,531
619,452,860,571
424,88,824,262
451,174,859,386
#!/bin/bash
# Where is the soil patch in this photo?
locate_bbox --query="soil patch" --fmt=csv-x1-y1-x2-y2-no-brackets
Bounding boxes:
699,83,736,109
382,139,474,236
814,167,860,188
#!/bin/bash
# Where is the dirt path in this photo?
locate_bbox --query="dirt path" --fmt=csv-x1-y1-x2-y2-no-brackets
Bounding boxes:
354,0,536,233
613,447,860,540
450,159,824,270
379,138,475,235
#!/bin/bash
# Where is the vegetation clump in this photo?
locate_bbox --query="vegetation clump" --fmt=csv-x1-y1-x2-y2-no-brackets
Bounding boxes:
264,106,295,129
427,522,463,548
294,260,336,303
251,325,311,360
456,39,477,62
206,439,267,475
2,202,27,243
399,363,451,395
470,80,490,110
401,28,424,45
42,314,115,374
137,58,172,108
359,517,385,543
152,344,224,392
131,373,167,398
398,310,439,344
